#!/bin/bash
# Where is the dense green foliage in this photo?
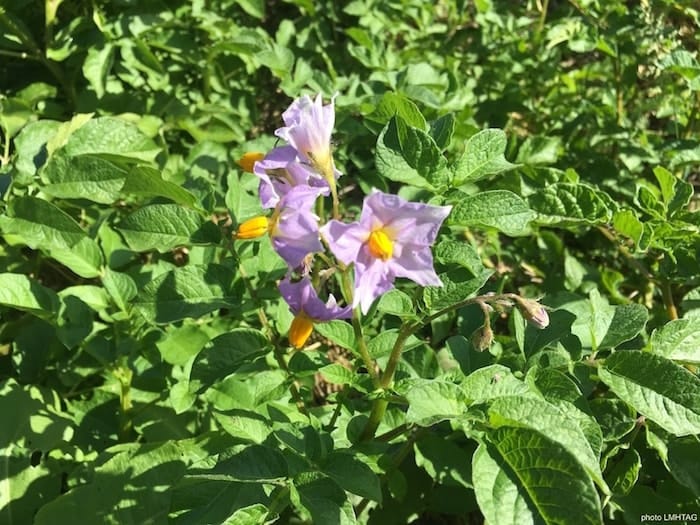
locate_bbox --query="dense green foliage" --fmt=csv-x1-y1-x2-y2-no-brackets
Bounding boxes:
2,0,700,523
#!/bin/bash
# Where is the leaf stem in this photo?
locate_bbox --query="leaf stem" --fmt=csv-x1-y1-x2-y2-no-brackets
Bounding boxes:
661,282,678,321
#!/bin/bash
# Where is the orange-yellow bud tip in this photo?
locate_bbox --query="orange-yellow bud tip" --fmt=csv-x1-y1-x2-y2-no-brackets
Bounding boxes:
235,216,269,240
367,229,393,260
237,152,265,173
289,313,314,349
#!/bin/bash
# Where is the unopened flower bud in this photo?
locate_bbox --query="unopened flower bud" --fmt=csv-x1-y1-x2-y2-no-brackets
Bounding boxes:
289,312,314,349
237,152,265,173
472,324,494,352
234,216,269,239
516,298,549,329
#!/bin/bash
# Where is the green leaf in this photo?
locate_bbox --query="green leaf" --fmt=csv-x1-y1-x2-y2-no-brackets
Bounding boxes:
429,113,456,149
226,172,263,223
597,351,700,437
375,116,449,190
82,43,115,98
453,129,517,184
156,324,211,366
292,472,356,525
12,120,61,182
598,303,648,349
650,318,700,364
367,330,422,359
529,183,613,227
206,445,288,482
322,452,382,502
102,268,137,312
667,437,700,497
59,116,160,163
613,209,644,247
0,196,103,278
318,364,355,386
0,273,60,317
414,433,472,488
133,264,237,324
376,289,416,318
404,379,467,426
461,365,533,402
607,448,641,496
515,135,562,165
433,239,486,276
118,204,220,252
122,166,199,208
423,268,493,311
314,321,356,352
41,152,128,204
0,380,74,525
367,92,427,129
191,329,270,387
473,427,602,525
34,441,204,525
449,190,534,236
487,396,607,492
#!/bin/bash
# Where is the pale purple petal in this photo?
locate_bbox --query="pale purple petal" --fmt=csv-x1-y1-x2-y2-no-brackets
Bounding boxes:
275,94,335,171
353,249,395,313
279,276,304,314
388,246,442,287
320,220,369,266
253,146,328,208
278,276,351,321
271,206,322,269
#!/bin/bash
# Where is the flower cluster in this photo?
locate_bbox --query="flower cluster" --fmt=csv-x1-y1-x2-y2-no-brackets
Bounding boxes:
235,94,451,348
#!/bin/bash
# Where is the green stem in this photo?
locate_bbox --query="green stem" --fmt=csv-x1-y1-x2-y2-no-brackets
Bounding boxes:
536,0,549,39
661,282,678,321
340,269,379,385
116,361,133,442
359,323,414,440
352,314,379,386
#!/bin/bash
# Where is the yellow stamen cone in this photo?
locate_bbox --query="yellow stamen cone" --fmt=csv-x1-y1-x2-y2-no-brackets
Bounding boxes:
235,216,269,239
367,229,393,260
237,152,265,173
289,313,314,349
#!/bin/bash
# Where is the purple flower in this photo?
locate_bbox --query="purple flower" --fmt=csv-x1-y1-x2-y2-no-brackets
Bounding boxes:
275,94,341,181
279,276,352,348
320,190,452,313
269,186,324,269
253,146,329,209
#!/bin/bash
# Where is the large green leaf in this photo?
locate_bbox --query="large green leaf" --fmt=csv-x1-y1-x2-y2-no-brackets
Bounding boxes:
118,204,220,252
34,440,210,525
321,452,382,502
404,379,467,426
487,396,607,492
529,183,613,227
291,472,356,525
649,318,700,364
0,196,103,277
423,268,493,312
133,264,237,324
0,380,74,525
0,273,60,317
375,116,448,190
122,166,199,209
58,116,160,163
598,351,700,436
449,190,534,236
473,427,602,525
41,151,128,204
453,129,517,184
